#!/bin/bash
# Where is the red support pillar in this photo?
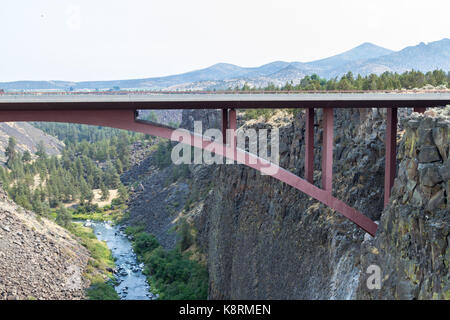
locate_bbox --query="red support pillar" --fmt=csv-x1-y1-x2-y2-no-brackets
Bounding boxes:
305,108,314,183
384,107,398,207
222,109,228,144
414,107,426,113
322,108,333,193
228,108,237,149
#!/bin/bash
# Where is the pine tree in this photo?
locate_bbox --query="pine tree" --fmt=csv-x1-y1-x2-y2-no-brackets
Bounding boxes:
105,162,120,188
35,141,47,159
115,158,123,174
22,150,32,162
100,183,110,201
79,178,93,204
5,137,17,168
56,203,71,228
118,184,128,203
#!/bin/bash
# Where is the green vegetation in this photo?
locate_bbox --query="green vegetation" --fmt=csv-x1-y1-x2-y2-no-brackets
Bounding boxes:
31,123,144,145
68,222,119,300
0,126,145,228
55,203,71,228
149,139,191,187
125,224,208,300
153,140,174,169
242,109,278,121
0,124,146,300
86,282,119,300
238,69,450,92
70,203,127,222
240,69,450,120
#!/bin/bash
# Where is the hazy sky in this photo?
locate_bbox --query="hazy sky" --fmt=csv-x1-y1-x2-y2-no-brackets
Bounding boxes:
1,0,449,82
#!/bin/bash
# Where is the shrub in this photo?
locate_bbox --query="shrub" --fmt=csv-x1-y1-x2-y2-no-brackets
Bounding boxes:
86,282,119,300
134,232,159,255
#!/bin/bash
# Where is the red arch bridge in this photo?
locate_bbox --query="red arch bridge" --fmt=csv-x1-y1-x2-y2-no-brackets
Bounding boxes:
1,92,449,236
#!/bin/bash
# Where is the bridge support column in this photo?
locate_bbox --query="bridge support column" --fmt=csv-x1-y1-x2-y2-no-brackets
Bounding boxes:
322,108,333,193
384,107,397,207
414,107,426,113
222,109,228,144
228,108,237,149
305,108,314,183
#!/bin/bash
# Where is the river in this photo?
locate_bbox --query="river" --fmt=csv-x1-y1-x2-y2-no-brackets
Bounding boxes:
83,220,155,300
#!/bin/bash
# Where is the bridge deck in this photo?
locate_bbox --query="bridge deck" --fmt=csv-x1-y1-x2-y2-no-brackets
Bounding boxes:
0,92,448,236
0,92,449,109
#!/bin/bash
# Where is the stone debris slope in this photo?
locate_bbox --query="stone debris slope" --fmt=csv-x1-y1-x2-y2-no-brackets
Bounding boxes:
0,186,89,300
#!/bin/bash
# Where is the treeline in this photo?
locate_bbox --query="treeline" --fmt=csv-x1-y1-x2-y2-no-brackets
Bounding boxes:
32,122,144,145
238,69,450,91
240,69,449,121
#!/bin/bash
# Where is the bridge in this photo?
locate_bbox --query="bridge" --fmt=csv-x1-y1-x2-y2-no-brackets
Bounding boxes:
1,92,449,236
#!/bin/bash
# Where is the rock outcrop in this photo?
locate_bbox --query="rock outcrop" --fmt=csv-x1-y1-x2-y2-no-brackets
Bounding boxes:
122,105,448,300
124,163,190,250
192,106,448,299
0,186,90,300
122,109,220,250
194,108,388,299
357,107,449,299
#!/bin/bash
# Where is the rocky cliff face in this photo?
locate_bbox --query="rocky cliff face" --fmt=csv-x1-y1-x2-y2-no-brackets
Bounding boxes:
192,108,385,299
192,106,448,299
122,105,448,300
357,107,449,299
0,186,90,300
122,109,220,250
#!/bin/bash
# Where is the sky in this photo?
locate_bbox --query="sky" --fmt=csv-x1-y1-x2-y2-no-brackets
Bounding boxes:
0,0,449,82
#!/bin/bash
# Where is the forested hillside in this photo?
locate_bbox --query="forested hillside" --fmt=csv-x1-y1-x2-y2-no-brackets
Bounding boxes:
0,124,148,224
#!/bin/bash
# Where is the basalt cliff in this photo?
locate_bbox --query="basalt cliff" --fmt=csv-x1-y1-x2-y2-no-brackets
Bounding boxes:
190,107,448,299
121,105,449,300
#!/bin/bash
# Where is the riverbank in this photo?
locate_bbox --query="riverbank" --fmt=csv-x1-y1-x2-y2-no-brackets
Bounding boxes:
86,220,154,300
69,222,119,300
124,225,208,300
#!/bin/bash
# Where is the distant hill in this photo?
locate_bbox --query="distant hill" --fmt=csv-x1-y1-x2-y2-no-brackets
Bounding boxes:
0,39,448,91
0,122,63,163
305,42,394,71
329,39,450,78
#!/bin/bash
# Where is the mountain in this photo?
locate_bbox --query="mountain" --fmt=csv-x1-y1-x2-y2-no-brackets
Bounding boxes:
329,38,450,77
0,39,448,90
356,39,450,74
306,42,393,71
266,64,307,82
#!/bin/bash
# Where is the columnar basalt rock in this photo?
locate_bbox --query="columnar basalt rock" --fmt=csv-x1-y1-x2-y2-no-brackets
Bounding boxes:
357,107,449,300
123,109,220,250
124,105,449,300
194,108,392,299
